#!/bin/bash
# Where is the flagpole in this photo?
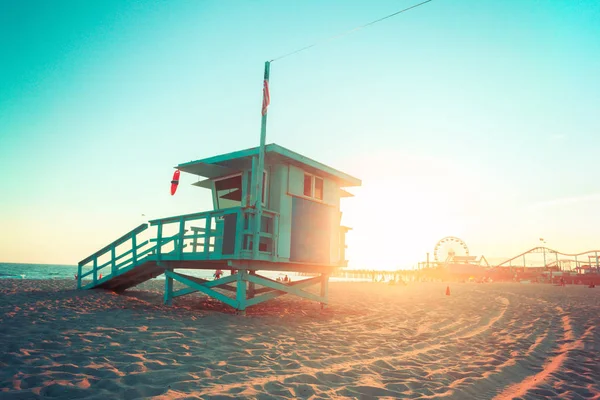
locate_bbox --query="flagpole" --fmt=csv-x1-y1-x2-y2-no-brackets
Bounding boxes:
253,60,270,260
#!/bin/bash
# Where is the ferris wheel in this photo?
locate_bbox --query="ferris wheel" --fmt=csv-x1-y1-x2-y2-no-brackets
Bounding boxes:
434,236,469,264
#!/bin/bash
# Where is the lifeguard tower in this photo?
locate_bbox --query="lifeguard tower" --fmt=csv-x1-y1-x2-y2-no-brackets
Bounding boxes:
77,143,361,312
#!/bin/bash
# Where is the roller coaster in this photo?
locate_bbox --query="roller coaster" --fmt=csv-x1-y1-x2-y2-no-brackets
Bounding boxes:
418,238,600,283
496,246,600,272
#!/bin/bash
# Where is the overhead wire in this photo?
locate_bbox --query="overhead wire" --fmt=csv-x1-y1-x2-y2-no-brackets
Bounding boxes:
270,0,433,62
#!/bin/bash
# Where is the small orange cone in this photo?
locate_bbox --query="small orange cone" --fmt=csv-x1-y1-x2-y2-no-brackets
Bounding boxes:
446,285,451,296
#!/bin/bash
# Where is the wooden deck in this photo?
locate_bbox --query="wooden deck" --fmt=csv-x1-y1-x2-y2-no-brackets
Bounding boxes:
77,207,340,312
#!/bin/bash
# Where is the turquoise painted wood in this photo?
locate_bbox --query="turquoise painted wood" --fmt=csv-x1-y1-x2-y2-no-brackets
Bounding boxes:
172,287,197,298
164,268,173,305
179,144,361,187
78,141,362,312
165,270,239,309
236,270,247,312
247,273,325,304
159,270,328,312
245,275,323,307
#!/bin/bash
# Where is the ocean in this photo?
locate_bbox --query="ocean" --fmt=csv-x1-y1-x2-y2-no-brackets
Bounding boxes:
0,263,371,283
0,263,79,280
0,263,313,282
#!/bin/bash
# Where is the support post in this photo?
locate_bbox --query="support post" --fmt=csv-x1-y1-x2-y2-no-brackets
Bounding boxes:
320,273,329,309
236,270,247,314
596,251,599,274
253,61,270,261
248,270,256,299
164,267,173,306
77,263,82,289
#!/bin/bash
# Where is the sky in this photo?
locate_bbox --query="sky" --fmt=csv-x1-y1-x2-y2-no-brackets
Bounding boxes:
1,0,599,268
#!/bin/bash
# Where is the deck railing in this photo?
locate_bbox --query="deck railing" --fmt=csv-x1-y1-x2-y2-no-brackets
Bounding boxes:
78,207,281,289
148,207,279,261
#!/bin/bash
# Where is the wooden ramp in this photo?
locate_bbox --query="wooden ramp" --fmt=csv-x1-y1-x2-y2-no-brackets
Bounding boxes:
77,223,161,292
89,259,164,293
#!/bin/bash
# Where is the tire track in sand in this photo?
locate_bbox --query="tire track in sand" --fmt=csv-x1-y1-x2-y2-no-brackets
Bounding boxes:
493,307,595,400
454,296,509,340
194,296,511,396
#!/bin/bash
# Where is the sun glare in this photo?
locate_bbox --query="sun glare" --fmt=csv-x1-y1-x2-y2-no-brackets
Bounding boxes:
341,151,470,270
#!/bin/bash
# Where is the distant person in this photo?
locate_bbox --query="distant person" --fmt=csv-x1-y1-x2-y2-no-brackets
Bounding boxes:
284,275,289,282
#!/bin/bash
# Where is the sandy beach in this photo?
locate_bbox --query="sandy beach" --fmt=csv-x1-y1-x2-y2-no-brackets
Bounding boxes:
0,279,598,399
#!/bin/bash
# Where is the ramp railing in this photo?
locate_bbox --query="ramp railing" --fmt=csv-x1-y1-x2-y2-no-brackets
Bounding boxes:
77,224,153,289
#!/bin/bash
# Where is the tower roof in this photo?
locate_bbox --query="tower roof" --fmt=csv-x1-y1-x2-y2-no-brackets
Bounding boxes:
177,143,361,187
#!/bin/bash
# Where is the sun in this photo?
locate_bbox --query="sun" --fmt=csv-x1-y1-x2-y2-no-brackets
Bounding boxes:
339,151,469,270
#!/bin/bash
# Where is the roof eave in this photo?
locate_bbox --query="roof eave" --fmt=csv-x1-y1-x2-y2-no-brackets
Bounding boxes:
177,143,361,187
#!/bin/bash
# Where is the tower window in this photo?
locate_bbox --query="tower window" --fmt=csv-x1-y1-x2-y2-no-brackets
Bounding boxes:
314,177,324,200
303,173,324,201
303,174,312,197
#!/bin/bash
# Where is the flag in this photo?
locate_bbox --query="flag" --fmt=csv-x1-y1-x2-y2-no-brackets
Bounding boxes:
262,79,270,116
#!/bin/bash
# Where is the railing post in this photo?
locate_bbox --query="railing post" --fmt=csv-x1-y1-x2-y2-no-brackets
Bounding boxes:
77,263,82,289
132,234,138,265
111,245,116,275
178,218,185,259
156,223,163,261
93,257,98,285
204,216,211,254
234,209,244,258
191,228,199,253
215,218,224,257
